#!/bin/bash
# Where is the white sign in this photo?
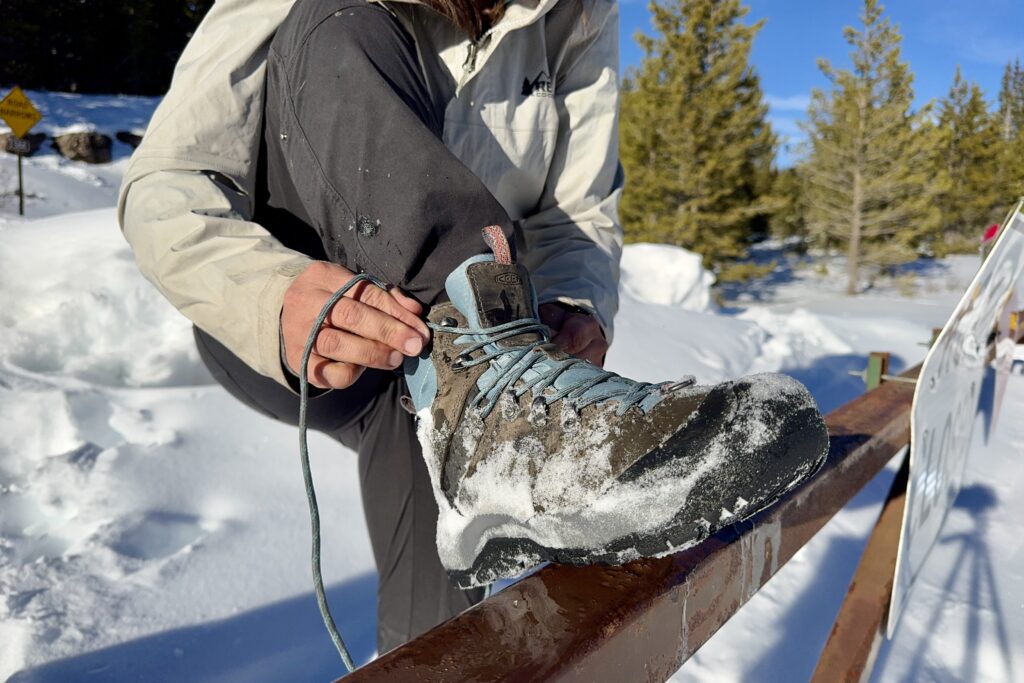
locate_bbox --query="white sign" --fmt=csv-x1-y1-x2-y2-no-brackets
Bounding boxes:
888,199,1024,637
5,136,31,155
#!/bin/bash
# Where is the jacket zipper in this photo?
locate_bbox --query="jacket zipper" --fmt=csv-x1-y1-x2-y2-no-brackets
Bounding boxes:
459,40,481,90
464,41,480,75
456,5,543,92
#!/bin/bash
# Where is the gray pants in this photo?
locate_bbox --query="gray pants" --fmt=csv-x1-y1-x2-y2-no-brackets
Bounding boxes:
195,0,520,654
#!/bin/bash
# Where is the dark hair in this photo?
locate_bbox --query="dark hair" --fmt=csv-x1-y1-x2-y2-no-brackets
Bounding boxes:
424,0,508,39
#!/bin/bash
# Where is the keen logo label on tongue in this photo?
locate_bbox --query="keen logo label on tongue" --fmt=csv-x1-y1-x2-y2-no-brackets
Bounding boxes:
495,272,522,285
481,225,512,265
467,262,535,331
481,270,526,325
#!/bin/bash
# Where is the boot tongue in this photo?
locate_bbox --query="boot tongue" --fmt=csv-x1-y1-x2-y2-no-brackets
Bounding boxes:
444,228,541,345
444,256,537,330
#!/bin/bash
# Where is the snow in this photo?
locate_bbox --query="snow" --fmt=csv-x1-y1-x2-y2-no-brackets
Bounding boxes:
0,212,206,387
0,89,157,220
423,371,818,585
619,242,716,311
2,92,1022,682
876,388,1024,682
0,153,129,219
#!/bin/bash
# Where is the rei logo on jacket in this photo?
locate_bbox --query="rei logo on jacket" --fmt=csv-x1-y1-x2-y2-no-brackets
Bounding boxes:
521,71,553,98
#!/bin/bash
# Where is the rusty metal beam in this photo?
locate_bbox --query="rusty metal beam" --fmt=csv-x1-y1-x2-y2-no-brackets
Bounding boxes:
811,453,909,683
341,365,921,683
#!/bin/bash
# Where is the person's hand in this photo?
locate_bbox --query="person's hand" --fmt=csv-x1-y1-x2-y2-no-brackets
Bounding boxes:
539,302,608,367
282,261,430,390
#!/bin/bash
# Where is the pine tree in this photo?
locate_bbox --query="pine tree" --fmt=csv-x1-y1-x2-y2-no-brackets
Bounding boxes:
997,60,1024,141
934,67,1002,252
800,0,944,294
768,167,806,242
619,0,777,277
996,60,1024,211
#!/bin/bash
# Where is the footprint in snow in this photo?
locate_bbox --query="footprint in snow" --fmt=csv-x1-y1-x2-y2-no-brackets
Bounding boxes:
66,442,103,471
109,511,206,560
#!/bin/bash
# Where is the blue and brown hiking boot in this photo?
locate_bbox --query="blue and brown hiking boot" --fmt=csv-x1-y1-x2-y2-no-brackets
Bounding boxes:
404,231,829,588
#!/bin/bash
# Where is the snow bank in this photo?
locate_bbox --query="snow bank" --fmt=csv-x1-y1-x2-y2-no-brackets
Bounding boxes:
619,243,715,312
0,208,375,681
0,209,208,387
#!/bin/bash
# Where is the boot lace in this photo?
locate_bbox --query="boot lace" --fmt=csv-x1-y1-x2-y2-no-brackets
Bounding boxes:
429,316,695,419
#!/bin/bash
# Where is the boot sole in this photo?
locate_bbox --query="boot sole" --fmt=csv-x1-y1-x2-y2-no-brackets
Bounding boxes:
445,375,829,589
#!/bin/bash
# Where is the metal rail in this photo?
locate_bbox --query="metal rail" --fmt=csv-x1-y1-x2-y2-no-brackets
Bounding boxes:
341,365,921,683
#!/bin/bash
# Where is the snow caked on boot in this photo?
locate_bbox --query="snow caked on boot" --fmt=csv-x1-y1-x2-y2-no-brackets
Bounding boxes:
404,228,829,588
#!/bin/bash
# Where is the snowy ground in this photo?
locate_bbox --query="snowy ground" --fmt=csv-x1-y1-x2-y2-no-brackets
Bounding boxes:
1,94,1022,682
0,90,157,220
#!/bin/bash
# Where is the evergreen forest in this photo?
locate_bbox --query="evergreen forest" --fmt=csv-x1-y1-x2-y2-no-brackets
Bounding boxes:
620,0,1024,290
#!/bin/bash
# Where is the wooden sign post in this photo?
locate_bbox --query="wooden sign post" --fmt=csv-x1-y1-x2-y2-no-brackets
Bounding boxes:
0,87,43,216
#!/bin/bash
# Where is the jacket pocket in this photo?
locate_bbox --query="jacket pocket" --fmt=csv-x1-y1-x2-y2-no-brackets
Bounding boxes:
443,81,560,221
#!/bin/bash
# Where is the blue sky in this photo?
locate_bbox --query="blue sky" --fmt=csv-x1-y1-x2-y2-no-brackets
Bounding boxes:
617,0,1024,166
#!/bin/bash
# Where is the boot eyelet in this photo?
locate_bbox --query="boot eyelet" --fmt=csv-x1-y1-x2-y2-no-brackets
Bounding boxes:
441,317,458,327
527,396,548,426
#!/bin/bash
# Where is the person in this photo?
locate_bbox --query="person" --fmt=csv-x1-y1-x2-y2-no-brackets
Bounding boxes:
119,0,828,657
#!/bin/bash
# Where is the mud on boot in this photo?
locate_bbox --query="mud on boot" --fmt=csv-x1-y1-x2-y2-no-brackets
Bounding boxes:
404,229,829,588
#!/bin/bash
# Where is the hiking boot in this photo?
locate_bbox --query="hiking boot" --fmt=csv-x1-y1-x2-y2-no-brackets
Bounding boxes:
404,231,829,588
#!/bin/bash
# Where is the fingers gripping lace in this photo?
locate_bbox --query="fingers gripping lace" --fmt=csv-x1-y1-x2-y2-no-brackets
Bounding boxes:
428,317,662,419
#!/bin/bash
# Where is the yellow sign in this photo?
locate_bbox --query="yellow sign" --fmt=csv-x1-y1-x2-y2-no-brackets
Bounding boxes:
0,87,42,139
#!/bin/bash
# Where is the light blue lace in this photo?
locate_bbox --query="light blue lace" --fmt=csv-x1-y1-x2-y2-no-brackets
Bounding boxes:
429,316,662,419
297,272,387,675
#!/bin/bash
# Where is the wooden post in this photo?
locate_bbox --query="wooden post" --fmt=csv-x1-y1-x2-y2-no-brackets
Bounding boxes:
864,352,890,391
17,150,24,216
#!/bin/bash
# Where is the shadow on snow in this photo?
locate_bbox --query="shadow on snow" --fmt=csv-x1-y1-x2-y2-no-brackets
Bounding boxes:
740,459,899,681
780,351,910,416
872,483,1015,682
716,242,954,305
9,573,378,683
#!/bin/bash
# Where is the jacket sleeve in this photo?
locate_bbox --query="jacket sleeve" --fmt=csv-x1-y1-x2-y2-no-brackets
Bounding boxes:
118,0,308,388
517,0,624,343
